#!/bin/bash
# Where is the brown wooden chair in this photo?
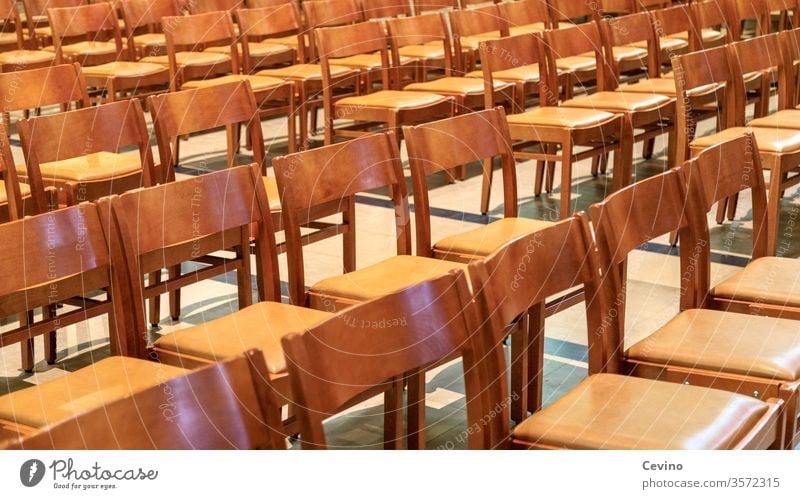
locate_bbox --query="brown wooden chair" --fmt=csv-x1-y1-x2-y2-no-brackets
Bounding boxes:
273,131,464,310
497,32,628,218
389,12,514,113
0,0,55,71
105,165,333,437
725,0,772,41
590,167,800,449
497,0,550,36
361,0,413,20
315,20,453,145
303,0,364,63
17,98,155,207
468,212,786,449
412,0,459,14
120,0,182,61
47,2,170,102
20,0,85,49
682,132,800,321
235,5,297,74
0,124,47,223
765,0,800,32
674,45,800,255
283,268,485,449
690,0,733,48
248,3,359,149
6,350,286,450
448,4,506,74
186,0,244,13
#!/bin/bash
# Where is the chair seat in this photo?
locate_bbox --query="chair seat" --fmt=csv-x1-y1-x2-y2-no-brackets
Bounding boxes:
620,77,677,96
0,49,54,64
508,22,547,36
460,31,503,50
257,63,353,80
58,41,117,56
309,255,465,304
555,56,596,72
712,257,800,308
263,176,281,211
690,127,800,154
398,43,445,59
0,32,17,44
404,76,504,96
626,309,800,382
748,110,800,130
467,63,543,83
265,34,298,48
507,106,617,128
153,301,332,375
0,181,31,204
336,90,449,110
672,28,727,44
628,37,688,51
434,218,555,259
132,33,166,47
562,91,672,112
206,42,292,59
17,152,141,183
580,46,646,62
512,373,770,449
141,51,231,67
0,356,186,428
329,53,411,70
182,74,287,92
81,61,167,78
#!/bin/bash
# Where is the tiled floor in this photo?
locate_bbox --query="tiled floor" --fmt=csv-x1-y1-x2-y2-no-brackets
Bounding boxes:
1,92,799,449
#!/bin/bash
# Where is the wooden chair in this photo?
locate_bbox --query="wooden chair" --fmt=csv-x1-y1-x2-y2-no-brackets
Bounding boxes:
389,12,514,113
6,350,285,450
412,0,459,14
765,0,800,32
20,0,85,49
315,20,453,145
120,0,182,61
550,22,676,183
682,132,800,321
494,33,627,219
590,167,800,449
468,212,786,450
245,0,302,54
541,1,606,90
106,165,333,437
361,0,413,19
235,6,297,74
690,0,733,48
448,4,506,74
17,98,155,207
248,3,359,148
302,0,364,62
186,0,244,13
674,45,800,255
725,0,772,41
283,268,484,449
497,0,551,36
0,124,47,223
0,0,55,71
272,131,464,310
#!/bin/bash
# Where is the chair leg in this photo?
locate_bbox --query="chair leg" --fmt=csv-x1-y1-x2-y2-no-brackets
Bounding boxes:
44,304,57,364
383,378,404,450
148,270,162,327
766,167,782,256
480,158,494,215
642,136,655,160
509,316,529,425
168,265,181,321
546,161,556,194
406,370,427,450
526,301,545,415
726,192,739,221
599,152,609,175
20,310,34,373
534,154,546,197
715,198,728,224
559,140,573,219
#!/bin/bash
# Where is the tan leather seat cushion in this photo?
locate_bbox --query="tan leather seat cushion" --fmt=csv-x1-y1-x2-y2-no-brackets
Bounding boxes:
509,23,547,36
460,31,503,50
257,63,352,80
507,106,617,128
672,28,727,44
627,309,800,381
266,34,298,48
182,74,286,92
467,63,542,83
691,126,800,153
398,43,445,59
580,46,646,62
404,76,501,96
620,77,677,96
434,218,555,258
154,301,332,374
205,42,292,59
59,41,117,56
0,49,55,64
81,61,167,78
0,32,17,44
555,56,596,72
133,33,166,47
310,255,465,303
512,373,769,449
563,91,672,112
17,152,142,182
0,181,31,204
329,53,411,70
748,110,800,130
336,90,449,110
141,51,231,67
712,257,800,308
0,357,186,428
628,37,688,51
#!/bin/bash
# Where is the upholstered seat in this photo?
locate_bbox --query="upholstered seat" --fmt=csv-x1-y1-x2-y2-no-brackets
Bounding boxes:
265,34,298,48
460,31,503,50
628,37,689,51
141,50,231,67
330,53,411,70
263,176,281,212
0,357,186,428
153,301,332,375
512,373,770,449
80,61,166,78
671,28,727,44
257,63,352,80
748,110,800,129
205,42,292,59
691,127,800,153
508,22,546,36
562,91,672,112
181,74,286,92
712,257,800,308
50,41,117,57
335,90,449,110
132,33,166,47
581,45,646,62
308,255,464,308
620,77,678,95
467,63,542,83
404,76,505,96
0,182,30,204
555,56,596,72
0,49,54,65
398,43,445,59
626,309,800,381
433,218,555,259
506,107,617,128
17,152,141,182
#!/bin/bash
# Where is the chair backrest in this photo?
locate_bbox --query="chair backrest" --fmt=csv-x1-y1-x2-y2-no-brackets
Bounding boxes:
163,10,236,59
728,32,793,112
448,3,504,38
361,0,412,19
0,202,134,355
467,213,605,448
272,131,410,306
765,0,800,31
47,2,123,65
21,0,85,34
237,4,303,70
0,63,89,118
589,168,689,371
120,0,182,60
247,0,295,6
1,0,24,50
107,165,280,335
404,108,517,257
599,0,637,16
601,12,660,85
9,350,286,450
148,80,265,183
413,0,458,14
542,22,606,93
316,20,392,89
548,0,596,23
725,0,771,40
386,12,452,73
1,124,42,221
303,0,364,60
17,98,157,200
186,0,244,13
692,0,734,46
497,0,549,29
649,3,703,52
282,268,481,449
